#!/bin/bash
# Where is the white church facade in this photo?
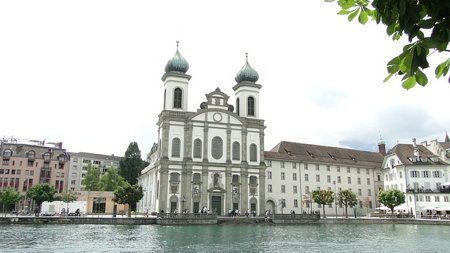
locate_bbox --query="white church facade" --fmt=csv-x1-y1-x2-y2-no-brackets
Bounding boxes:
138,45,388,216
138,45,267,215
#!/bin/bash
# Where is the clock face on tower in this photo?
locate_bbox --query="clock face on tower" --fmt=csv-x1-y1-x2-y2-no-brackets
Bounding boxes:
213,113,223,122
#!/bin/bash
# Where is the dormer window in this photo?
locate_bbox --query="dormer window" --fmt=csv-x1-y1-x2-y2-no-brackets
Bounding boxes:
306,151,314,158
58,155,66,164
27,150,36,161
43,152,51,162
328,153,336,160
3,149,12,159
430,157,439,163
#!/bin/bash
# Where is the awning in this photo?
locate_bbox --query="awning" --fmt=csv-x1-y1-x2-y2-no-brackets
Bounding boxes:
441,182,450,186
421,206,437,210
375,206,390,210
436,206,450,211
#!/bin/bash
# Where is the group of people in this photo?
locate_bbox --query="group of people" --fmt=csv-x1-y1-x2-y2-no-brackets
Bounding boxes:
60,208,81,216
227,209,258,218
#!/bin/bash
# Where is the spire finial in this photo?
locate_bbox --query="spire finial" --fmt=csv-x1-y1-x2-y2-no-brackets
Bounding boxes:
176,41,179,50
245,52,248,62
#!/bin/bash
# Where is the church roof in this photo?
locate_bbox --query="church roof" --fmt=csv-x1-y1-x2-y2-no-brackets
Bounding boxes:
164,42,189,74
235,53,259,83
265,141,383,168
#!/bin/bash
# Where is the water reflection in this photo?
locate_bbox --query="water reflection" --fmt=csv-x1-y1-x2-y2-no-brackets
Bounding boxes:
2,224,450,252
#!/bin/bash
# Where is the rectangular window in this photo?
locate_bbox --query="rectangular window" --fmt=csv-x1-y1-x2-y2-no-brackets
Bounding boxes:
422,171,430,178
337,166,340,172
293,185,298,194
411,171,419,178
266,160,272,167
327,175,331,183
358,189,362,196
368,189,372,196
306,202,310,208
399,171,402,178
435,196,440,202
357,168,360,174
30,170,34,176
347,177,351,184
280,161,285,168
305,174,309,182
71,180,76,185
281,172,285,180
359,201,363,208
293,173,297,181
433,171,441,178
357,177,361,184
267,171,272,179
347,167,350,173
281,185,285,193
305,186,310,194
326,165,330,172
444,196,449,202
316,164,320,171
369,201,373,209
292,162,296,169
367,178,371,185
294,199,298,208
304,163,308,170
268,184,272,193
419,195,423,202
337,176,341,184
316,175,320,182
366,168,369,175
425,196,431,202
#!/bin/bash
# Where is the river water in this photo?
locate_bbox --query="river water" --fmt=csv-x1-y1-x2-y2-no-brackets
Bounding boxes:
1,223,449,252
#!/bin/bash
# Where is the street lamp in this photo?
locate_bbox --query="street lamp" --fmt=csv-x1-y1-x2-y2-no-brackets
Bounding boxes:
333,181,337,218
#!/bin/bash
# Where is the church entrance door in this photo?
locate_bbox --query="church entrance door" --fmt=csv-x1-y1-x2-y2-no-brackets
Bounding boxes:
211,196,222,215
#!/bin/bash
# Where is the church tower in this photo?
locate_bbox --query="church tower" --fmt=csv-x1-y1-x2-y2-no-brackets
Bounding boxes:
162,41,191,111
233,53,261,118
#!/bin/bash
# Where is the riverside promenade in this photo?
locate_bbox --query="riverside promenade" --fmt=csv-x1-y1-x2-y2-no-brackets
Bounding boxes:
2,213,450,226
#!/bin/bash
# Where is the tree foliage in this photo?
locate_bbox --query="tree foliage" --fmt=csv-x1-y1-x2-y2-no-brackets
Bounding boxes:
61,191,78,204
82,163,102,191
113,184,144,217
119,142,147,185
326,0,450,89
27,184,57,215
337,189,358,218
378,189,405,215
312,189,335,218
100,168,127,191
0,187,22,215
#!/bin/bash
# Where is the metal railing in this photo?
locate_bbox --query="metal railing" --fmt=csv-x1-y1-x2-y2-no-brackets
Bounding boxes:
157,213,217,219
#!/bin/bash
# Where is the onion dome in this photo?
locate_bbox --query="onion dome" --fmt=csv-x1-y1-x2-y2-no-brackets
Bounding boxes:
235,53,259,83
164,41,189,74
377,139,386,145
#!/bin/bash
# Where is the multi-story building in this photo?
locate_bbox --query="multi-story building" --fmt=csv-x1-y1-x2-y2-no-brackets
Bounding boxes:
421,133,450,164
0,138,70,211
68,152,122,191
264,141,384,216
382,138,450,216
139,46,267,215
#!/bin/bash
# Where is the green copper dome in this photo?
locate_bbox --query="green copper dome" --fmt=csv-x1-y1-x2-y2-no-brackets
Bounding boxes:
235,54,259,83
165,42,189,74
378,139,386,145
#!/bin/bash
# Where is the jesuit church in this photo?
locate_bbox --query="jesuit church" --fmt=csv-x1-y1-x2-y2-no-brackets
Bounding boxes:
138,44,267,215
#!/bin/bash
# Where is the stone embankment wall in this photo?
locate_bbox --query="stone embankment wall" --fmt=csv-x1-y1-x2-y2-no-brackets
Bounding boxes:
0,217,157,225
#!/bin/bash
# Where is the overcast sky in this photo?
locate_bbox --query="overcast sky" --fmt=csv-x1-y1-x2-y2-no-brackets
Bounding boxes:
1,1,448,158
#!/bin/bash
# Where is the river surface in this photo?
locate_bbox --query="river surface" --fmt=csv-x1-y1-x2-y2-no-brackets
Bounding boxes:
1,223,450,252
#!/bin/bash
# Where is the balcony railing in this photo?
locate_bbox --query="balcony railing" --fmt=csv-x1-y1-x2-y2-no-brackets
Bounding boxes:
406,188,450,194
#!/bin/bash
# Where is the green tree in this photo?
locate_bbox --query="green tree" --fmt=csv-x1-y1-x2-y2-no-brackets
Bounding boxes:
113,184,144,217
61,191,78,215
378,189,405,216
82,163,101,191
119,142,147,185
0,187,22,216
337,189,358,218
312,189,335,218
26,184,57,216
325,0,449,89
100,168,127,191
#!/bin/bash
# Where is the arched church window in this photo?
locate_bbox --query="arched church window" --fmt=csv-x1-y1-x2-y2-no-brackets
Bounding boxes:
247,97,255,116
236,98,240,116
250,143,257,162
211,137,223,159
232,142,240,160
193,139,202,158
173,88,182,109
172,138,181,158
